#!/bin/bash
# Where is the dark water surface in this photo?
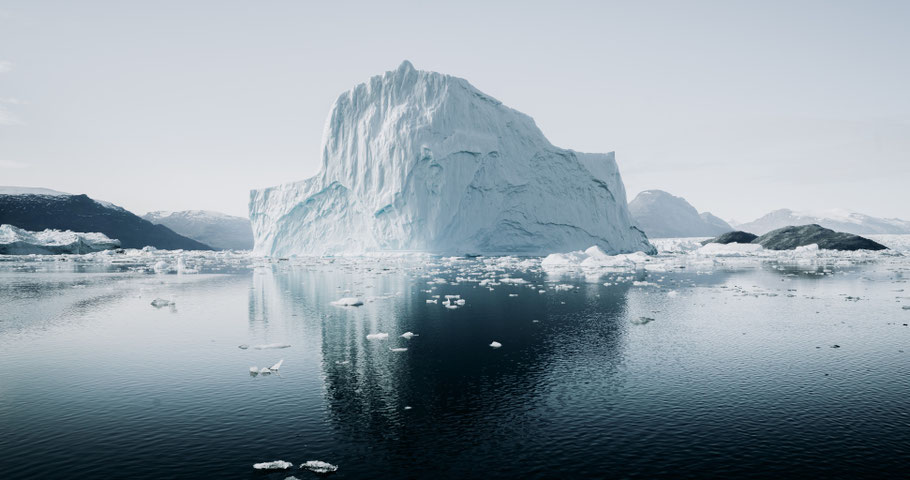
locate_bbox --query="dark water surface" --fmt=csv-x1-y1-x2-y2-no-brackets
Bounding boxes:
1,258,908,479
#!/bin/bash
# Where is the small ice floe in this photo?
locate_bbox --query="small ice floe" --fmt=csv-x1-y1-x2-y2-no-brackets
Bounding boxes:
335,360,349,365
903,306,910,310
150,298,174,308
270,359,284,371
153,261,171,274
631,316,655,325
253,343,292,350
331,297,364,307
366,333,389,340
253,460,293,470
455,299,466,305
444,294,461,299
667,290,679,297
400,332,418,339
633,281,658,287
301,460,339,474
259,367,272,375
538,290,546,294
508,293,518,297
554,284,574,291
404,406,413,410
426,299,437,304
249,366,259,375
490,341,502,348
238,344,250,350
389,347,408,352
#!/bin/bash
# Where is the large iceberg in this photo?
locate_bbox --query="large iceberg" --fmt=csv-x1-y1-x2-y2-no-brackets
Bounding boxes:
250,61,654,256
0,224,120,254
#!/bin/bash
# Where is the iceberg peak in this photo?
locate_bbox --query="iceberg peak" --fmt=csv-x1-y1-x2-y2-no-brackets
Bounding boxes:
250,63,655,256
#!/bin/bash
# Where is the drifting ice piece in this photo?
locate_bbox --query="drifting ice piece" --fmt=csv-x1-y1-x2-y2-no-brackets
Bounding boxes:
249,61,654,256
269,359,284,371
400,332,418,339
301,460,339,473
490,341,502,348
253,343,292,350
252,460,292,470
366,333,389,340
331,297,364,307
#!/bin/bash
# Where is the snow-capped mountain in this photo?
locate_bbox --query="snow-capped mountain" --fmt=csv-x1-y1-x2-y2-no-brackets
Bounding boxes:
628,190,732,238
736,208,910,235
249,61,653,256
0,187,211,250
143,210,253,250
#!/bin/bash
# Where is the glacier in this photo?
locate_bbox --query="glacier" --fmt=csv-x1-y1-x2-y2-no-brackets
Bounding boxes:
250,61,654,256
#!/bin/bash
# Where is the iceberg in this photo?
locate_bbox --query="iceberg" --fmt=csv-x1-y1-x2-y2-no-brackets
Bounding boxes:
0,224,120,255
249,61,653,257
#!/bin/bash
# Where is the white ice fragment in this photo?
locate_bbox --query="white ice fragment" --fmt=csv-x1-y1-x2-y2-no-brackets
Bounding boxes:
259,367,271,375
366,333,389,340
249,366,259,375
508,293,518,297
426,299,437,304
253,343,292,350
301,460,339,474
490,341,502,348
389,347,408,352
400,332,418,339
331,297,364,307
253,460,292,470
269,359,284,371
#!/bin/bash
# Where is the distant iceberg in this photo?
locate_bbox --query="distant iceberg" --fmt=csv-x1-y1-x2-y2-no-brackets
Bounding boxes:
250,61,653,257
0,224,120,255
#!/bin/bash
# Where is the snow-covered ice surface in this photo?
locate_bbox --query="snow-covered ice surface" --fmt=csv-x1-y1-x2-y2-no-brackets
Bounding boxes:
249,61,652,257
2,235,910,478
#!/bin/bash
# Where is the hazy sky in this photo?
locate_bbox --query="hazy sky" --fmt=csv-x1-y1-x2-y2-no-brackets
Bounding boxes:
1,1,908,221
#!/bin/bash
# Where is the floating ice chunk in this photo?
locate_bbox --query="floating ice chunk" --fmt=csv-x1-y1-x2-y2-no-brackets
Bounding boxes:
444,294,461,299
253,343,291,350
366,333,389,340
426,299,437,304
259,367,271,375
554,284,574,291
331,297,364,306
153,261,171,273
269,359,284,371
667,290,679,297
253,460,293,470
695,243,763,257
500,277,528,284
238,344,249,350
301,460,338,473
508,293,518,297
400,332,418,339
631,316,655,325
389,347,408,352
249,366,259,375
455,299,465,305
404,406,413,410
150,298,174,308
490,341,502,348
632,281,658,287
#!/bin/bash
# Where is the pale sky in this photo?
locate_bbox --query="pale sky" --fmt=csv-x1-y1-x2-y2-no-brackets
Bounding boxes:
1,0,908,221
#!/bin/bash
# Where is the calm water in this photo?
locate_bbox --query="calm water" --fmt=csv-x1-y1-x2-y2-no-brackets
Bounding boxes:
1,254,909,479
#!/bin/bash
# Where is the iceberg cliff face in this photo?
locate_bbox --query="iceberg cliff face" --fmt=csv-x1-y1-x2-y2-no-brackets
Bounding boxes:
250,61,654,256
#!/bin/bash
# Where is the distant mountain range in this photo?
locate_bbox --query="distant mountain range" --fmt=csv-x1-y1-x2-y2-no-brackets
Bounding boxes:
735,209,910,235
0,187,211,250
143,210,253,250
629,190,732,238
